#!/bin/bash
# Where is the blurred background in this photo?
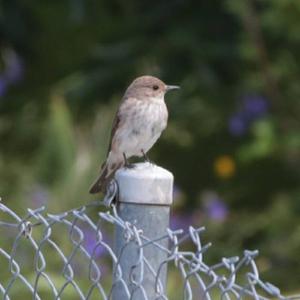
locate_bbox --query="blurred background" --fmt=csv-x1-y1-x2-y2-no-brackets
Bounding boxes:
0,0,300,295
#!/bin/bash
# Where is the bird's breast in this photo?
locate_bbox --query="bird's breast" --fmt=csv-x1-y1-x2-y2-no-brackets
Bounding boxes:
134,98,168,133
113,97,168,156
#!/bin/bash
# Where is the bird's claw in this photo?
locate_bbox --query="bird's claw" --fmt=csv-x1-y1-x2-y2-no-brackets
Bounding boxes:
125,163,136,169
141,150,153,164
123,152,135,169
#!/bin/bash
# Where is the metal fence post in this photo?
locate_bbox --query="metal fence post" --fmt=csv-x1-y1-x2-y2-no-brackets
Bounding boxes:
112,162,173,300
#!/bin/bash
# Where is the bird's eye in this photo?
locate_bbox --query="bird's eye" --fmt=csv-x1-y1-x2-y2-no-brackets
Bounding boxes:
152,85,159,91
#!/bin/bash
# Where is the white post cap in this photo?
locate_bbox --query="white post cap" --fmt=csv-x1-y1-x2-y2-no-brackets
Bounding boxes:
115,162,174,206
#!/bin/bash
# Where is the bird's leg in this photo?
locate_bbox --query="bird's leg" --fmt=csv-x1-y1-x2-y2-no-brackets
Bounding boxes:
123,153,135,169
141,150,153,164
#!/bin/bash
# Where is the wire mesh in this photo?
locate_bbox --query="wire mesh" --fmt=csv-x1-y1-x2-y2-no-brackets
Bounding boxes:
0,198,299,300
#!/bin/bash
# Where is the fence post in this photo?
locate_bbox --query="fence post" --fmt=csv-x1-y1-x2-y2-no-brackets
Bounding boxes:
112,162,173,300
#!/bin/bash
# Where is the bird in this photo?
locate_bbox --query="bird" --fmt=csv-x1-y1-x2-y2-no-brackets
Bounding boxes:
89,75,180,194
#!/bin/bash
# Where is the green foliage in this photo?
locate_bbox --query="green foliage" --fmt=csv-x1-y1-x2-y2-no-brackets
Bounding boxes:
0,0,299,294
38,95,75,185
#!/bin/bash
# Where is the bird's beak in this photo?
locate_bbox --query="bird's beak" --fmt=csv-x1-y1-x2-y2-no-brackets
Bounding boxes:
165,85,180,92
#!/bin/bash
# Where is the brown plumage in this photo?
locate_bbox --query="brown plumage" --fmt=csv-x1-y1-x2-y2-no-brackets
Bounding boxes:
89,114,121,193
89,75,179,194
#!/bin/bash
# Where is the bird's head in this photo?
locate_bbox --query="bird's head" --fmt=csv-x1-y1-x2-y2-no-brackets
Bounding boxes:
125,75,180,100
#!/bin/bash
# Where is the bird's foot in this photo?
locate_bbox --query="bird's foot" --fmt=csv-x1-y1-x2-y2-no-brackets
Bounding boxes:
125,163,135,169
123,153,135,169
141,150,155,165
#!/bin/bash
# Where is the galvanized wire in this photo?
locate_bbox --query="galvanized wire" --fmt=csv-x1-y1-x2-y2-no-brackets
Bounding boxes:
0,198,299,300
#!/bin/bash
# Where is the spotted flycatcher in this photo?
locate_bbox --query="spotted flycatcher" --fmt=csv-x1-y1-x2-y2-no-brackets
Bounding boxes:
89,75,179,194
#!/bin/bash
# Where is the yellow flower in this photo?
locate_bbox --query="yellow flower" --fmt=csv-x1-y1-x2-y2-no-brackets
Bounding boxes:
214,155,236,179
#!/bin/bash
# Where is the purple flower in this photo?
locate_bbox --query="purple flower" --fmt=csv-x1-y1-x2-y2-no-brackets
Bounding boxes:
242,95,268,120
83,229,107,258
205,198,228,222
30,186,49,207
228,95,269,137
228,113,248,136
202,191,228,222
170,213,191,232
4,49,24,84
0,48,24,98
0,77,8,97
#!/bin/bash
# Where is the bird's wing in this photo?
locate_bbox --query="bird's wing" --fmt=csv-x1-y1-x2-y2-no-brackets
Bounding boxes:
106,97,136,155
106,113,120,156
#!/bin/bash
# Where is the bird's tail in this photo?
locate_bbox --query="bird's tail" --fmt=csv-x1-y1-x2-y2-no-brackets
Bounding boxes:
89,159,123,194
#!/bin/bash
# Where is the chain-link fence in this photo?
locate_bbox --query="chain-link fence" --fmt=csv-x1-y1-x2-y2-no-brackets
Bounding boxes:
0,197,299,300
